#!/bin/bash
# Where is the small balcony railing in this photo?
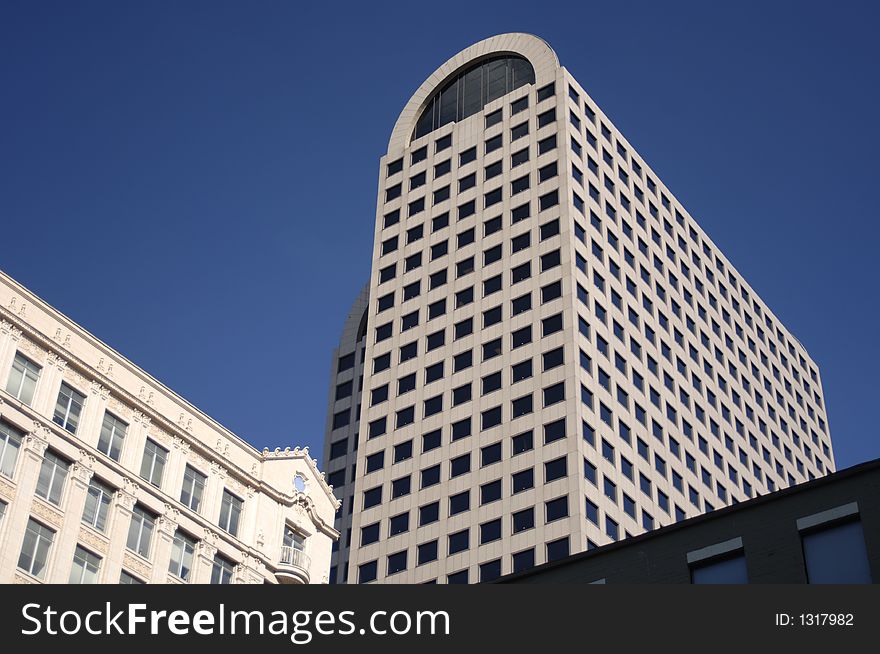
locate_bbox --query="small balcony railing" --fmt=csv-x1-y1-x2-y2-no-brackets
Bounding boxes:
277,546,311,584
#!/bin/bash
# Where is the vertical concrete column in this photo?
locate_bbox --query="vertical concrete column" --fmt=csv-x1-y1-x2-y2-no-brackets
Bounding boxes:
193,532,219,584
0,428,48,582
149,506,179,583
102,485,138,583
48,458,95,582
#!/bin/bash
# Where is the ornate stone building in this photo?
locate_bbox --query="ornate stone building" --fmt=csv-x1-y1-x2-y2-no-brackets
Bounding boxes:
0,269,339,584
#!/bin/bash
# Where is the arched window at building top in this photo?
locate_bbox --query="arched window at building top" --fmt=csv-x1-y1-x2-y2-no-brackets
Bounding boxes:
412,55,535,141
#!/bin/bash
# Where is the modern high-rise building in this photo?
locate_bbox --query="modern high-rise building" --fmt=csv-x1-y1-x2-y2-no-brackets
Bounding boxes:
0,270,339,584
323,33,834,584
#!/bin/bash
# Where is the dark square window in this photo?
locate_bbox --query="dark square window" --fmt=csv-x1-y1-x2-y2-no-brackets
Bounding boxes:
391,475,411,498
418,540,438,565
546,496,568,522
358,560,377,584
393,440,412,463
483,305,503,327
512,393,533,418
482,370,502,395
545,456,567,482
474,472,502,504
459,147,477,166
389,512,409,536
449,491,470,516
426,329,445,351
512,468,534,494
512,325,532,348
421,464,440,488
363,486,382,509
512,293,532,315
361,522,380,545
542,313,564,336
448,528,469,554
543,382,565,406
452,418,471,441
453,383,472,405
543,346,564,370
513,507,535,533
483,337,503,360
512,358,533,383
512,430,534,455
481,405,502,430
541,280,562,303
546,537,569,562
419,501,439,526
422,429,441,453
511,261,531,283
398,373,416,395
544,418,566,444
513,548,535,573
371,384,389,405
450,453,471,478
481,441,502,466
455,317,473,340
480,518,502,544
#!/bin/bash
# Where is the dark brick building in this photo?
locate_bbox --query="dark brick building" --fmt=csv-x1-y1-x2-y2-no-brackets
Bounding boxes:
499,458,880,583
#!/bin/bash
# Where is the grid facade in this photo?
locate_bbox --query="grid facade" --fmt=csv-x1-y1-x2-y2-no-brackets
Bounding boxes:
336,34,833,584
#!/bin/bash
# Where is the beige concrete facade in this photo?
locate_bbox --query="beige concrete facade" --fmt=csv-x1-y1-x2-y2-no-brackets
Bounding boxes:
0,270,339,584
329,33,834,584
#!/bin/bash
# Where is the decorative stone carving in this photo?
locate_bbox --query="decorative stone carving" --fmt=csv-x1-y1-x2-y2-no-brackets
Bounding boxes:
71,462,95,484
52,328,72,350
108,395,131,419
114,489,137,511
8,296,27,318
46,352,67,372
89,381,110,401
196,539,217,560
96,357,114,378
137,386,155,406
78,526,110,555
178,414,193,432
30,499,63,527
1,319,23,339
25,428,48,457
18,337,43,361
133,410,152,430
123,552,152,579
0,476,16,500
13,573,33,584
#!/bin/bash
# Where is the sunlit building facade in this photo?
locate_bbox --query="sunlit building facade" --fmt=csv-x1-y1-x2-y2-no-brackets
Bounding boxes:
326,33,834,584
0,270,339,584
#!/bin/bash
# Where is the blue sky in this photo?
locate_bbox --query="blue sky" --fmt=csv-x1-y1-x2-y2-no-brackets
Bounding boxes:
1,1,877,469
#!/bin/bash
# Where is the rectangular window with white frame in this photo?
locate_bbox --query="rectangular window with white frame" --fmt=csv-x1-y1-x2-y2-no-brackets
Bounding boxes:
35,451,70,506
211,555,234,584
17,518,55,580
97,412,127,462
0,420,23,478
53,383,86,434
69,545,101,584
218,490,242,537
180,465,206,513
119,570,145,584
126,505,155,558
82,478,114,533
169,531,196,581
5,352,41,405
139,439,168,488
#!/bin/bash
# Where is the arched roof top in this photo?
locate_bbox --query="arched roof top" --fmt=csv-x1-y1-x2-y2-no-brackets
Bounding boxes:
387,33,560,153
